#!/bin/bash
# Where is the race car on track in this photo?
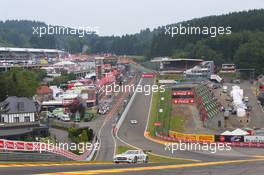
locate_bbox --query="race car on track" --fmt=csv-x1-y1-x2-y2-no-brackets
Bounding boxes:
113,150,148,164
130,120,138,124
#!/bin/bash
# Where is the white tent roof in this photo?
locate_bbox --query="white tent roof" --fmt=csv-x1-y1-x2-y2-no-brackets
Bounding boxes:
54,61,76,66
0,47,64,53
85,72,96,79
221,131,232,135
231,128,249,136
74,82,84,86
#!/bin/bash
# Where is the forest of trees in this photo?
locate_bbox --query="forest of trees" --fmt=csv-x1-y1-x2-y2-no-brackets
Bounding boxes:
0,20,155,54
0,9,264,74
0,69,46,101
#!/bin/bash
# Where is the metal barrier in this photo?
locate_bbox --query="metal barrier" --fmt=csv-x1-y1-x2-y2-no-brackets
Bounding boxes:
0,136,99,161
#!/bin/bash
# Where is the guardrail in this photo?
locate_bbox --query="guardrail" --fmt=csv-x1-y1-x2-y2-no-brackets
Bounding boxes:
114,78,142,132
0,136,99,161
0,122,40,129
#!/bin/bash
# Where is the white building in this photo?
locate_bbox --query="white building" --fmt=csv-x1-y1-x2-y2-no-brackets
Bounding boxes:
0,96,36,123
184,61,215,79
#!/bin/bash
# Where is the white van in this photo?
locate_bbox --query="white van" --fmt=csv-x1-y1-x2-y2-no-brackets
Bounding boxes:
58,114,71,122
223,86,228,93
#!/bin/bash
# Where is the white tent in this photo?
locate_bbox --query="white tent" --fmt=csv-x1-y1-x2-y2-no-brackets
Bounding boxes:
221,131,233,135
230,85,247,117
85,72,96,79
237,108,246,117
231,128,249,136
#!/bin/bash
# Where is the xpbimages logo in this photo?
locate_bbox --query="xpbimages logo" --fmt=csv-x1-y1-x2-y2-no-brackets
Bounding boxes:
164,24,232,38
99,82,166,96
164,141,232,154
32,25,99,37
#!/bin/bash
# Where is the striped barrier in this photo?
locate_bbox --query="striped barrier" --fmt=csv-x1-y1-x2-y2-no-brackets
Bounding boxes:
0,138,99,161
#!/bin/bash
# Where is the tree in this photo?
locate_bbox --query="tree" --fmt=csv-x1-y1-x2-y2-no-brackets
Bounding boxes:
50,72,75,86
80,130,89,143
234,41,264,75
34,69,47,81
0,69,40,101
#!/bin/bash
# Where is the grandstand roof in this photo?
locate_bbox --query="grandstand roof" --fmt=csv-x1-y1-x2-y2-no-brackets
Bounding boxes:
53,61,76,66
151,57,203,62
0,47,64,53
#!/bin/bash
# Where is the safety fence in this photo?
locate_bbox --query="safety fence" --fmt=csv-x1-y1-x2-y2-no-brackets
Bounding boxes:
0,137,99,161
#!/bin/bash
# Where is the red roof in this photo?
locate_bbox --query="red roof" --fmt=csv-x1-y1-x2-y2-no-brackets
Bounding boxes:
37,85,53,95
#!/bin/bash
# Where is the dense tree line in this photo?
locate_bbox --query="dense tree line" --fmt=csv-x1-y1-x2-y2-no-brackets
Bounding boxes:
0,69,46,101
50,72,75,86
148,9,264,74
0,20,154,55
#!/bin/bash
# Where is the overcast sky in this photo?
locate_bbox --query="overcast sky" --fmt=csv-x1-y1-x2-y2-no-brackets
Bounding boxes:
0,0,263,36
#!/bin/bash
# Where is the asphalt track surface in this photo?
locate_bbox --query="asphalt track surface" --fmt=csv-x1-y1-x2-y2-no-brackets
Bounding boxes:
1,77,264,175
95,76,138,161
116,78,259,161
1,157,264,175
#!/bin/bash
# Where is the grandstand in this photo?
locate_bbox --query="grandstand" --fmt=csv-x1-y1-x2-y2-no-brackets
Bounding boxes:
151,57,203,74
220,63,236,72
194,83,220,122
0,47,67,64
184,61,215,79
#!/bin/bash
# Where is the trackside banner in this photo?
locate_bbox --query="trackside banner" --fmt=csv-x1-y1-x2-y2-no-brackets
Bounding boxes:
0,139,96,161
142,73,154,78
172,91,193,96
215,135,244,142
169,131,215,142
172,98,194,104
244,136,264,143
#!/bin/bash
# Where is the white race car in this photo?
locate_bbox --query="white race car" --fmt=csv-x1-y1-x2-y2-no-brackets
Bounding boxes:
130,120,138,124
113,150,148,164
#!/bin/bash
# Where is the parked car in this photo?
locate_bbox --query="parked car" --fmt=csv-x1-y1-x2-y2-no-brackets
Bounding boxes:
224,110,230,117
226,97,232,102
98,103,110,115
212,84,221,89
58,113,71,122
244,96,249,102
41,111,54,118
52,108,64,117
98,108,107,115
246,105,252,112
74,112,80,122
231,108,237,115
223,86,228,93
113,150,148,164
232,79,240,84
